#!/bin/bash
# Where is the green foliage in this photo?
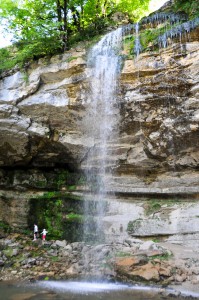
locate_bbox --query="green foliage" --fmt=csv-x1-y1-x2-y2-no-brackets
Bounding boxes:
125,24,173,56
0,39,62,73
22,71,29,83
152,238,161,243
67,56,78,62
67,213,84,222
67,185,76,191
50,256,60,262
29,199,64,239
16,38,62,59
56,170,79,189
115,251,132,257
148,252,172,261
3,248,14,257
144,198,181,216
174,0,199,18
139,26,166,51
0,0,151,72
29,185,84,242
0,220,11,233
35,191,83,202
44,276,50,281
145,201,161,216
0,47,17,73
145,198,181,216
116,0,150,21
127,218,143,235
22,229,32,236
38,191,61,199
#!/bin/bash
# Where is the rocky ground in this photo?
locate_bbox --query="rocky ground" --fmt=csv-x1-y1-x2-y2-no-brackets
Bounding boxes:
1,233,199,298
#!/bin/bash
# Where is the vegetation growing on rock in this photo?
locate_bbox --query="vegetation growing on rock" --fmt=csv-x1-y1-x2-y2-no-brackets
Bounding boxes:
0,0,198,72
0,0,150,73
0,0,199,290
174,0,199,18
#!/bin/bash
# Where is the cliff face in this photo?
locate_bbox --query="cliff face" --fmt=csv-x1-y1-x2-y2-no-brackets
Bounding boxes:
0,20,198,233
113,39,199,195
0,50,88,169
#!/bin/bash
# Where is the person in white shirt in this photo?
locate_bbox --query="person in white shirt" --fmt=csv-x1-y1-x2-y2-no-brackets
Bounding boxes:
41,229,48,241
34,224,38,240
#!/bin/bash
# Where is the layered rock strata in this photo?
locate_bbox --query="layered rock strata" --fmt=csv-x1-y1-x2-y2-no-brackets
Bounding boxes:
111,40,199,195
0,23,198,234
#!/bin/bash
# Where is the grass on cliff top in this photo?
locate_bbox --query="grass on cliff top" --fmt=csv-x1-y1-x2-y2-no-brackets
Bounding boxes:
0,42,53,74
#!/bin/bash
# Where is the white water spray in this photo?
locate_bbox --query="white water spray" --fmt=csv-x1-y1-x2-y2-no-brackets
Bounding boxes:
83,27,125,243
134,22,142,58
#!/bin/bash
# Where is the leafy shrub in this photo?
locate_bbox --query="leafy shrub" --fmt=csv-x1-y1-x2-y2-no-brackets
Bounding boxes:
0,221,11,233
127,218,143,234
0,47,17,73
67,213,84,222
174,0,199,18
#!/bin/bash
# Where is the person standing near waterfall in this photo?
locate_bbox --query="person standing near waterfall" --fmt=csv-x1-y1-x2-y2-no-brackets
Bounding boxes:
41,228,48,241
33,224,38,240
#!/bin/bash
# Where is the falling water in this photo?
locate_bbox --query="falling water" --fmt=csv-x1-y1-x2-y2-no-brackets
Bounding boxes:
158,17,199,48
138,12,198,50
141,12,187,26
83,27,125,244
134,22,142,58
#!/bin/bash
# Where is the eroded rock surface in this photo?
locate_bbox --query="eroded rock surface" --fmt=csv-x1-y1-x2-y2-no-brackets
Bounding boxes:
0,14,199,279
111,40,199,195
0,50,88,168
0,35,198,194
1,233,199,298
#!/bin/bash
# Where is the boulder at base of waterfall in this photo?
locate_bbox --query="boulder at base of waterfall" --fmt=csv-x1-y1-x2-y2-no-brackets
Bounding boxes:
115,256,148,272
115,256,174,283
115,257,160,282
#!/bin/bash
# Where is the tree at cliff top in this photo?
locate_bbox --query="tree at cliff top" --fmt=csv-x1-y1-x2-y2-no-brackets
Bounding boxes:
0,0,150,59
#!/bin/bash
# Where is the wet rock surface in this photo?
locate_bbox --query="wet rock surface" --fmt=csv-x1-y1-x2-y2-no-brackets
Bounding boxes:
1,234,199,298
0,6,199,299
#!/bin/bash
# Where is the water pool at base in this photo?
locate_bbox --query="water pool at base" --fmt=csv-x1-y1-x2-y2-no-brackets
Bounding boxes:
0,280,196,300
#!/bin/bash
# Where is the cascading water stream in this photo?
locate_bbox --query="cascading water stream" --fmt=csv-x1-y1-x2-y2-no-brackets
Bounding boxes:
134,22,142,58
158,17,199,48
83,27,125,245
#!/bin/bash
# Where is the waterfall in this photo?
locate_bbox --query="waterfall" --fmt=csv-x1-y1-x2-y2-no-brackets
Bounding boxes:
83,27,124,244
134,22,142,58
139,12,198,50
158,17,199,48
141,12,187,26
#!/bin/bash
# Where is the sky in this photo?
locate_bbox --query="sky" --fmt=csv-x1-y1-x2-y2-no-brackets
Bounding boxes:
149,0,168,12
0,28,13,48
0,0,169,48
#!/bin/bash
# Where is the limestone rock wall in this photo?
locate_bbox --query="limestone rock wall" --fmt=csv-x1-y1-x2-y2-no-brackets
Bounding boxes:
0,195,29,230
0,50,88,169
0,24,198,232
109,40,199,195
0,51,89,229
